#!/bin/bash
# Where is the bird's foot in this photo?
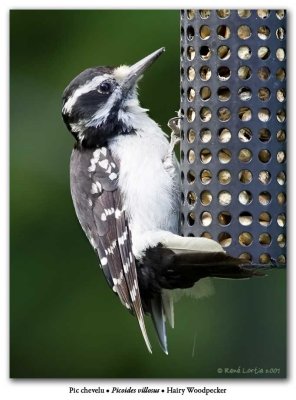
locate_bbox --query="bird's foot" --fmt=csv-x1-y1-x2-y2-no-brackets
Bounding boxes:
167,116,182,152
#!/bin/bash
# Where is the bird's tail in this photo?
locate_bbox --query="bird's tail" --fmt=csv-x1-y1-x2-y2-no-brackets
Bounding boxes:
137,233,265,354
150,293,168,354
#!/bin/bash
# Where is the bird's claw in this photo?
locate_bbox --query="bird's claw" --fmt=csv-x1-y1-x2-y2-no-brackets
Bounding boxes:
168,116,182,151
167,116,182,137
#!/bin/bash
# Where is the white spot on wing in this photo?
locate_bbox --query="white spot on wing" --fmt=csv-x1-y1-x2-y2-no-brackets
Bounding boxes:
99,159,109,169
88,149,101,172
130,284,137,302
109,172,117,181
100,147,107,156
95,181,102,192
91,183,98,194
105,240,117,256
101,212,107,221
118,229,128,246
115,208,122,219
101,257,108,266
123,261,130,274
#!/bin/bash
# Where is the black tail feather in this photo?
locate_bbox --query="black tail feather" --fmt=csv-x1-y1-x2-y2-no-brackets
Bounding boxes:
150,294,168,354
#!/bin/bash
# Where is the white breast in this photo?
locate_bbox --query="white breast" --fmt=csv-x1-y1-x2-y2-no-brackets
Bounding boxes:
109,114,180,249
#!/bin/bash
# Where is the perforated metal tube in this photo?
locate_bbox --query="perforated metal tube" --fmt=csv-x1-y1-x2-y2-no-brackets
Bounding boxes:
180,9,286,264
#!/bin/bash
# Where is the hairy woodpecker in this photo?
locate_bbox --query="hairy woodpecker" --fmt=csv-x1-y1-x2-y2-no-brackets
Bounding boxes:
62,48,261,354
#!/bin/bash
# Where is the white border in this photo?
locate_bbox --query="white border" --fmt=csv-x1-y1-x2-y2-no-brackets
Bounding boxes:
1,1,295,399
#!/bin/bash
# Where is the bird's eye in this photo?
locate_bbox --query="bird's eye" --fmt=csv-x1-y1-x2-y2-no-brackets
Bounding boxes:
99,81,111,93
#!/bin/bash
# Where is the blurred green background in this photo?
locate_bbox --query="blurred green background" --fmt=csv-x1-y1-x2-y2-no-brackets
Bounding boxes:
10,10,286,378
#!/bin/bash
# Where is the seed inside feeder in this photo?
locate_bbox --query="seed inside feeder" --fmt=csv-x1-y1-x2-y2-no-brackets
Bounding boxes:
277,89,286,102
238,87,252,101
258,25,270,40
187,191,197,205
259,233,271,246
238,10,251,18
187,46,196,61
259,212,271,227
199,25,211,40
200,169,212,184
218,148,231,163
238,127,252,142
238,46,251,60
200,190,212,205
200,86,211,101
238,107,252,121
276,10,286,20
276,48,285,61
200,128,212,143
258,46,270,60
187,128,196,143
200,107,212,122
238,65,252,80
277,171,286,185
200,148,212,164
239,190,252,205
200,66,211,81
259,253,271,264
277,213,286,227
239,169,252,184
276,27,285,40
257,9,270,19
199,10,211,19
217,25,231,40
218,45,231,60
218,211,232,225
200,211,212,226
239,232,253,246
237,25,251,40
187,66,196,81
218,232,232,247
218,169,231,184
217,9,230,18
258,87,270,101
218,191,232,206
218,128,231,143
218,66,231,81
239,212,253,226
259,170,271,184
258,67,270,80
218,86,231,101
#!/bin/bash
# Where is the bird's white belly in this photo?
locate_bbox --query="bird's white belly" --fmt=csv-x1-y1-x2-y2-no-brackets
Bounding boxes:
109,131,180,240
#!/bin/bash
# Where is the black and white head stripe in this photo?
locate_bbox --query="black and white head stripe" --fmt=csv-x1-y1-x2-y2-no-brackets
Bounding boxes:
62,67,113,109
63,74,110,114
62,65,136,119
70,146,152,352
62,65,141,148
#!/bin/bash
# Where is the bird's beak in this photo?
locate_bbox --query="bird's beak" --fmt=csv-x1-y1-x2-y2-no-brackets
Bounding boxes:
123,47,165,90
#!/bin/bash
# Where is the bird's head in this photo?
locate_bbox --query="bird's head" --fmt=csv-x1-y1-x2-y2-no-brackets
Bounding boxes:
62,47,165,148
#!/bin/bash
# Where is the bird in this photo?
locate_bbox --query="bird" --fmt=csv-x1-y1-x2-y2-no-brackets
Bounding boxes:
61,47,262,354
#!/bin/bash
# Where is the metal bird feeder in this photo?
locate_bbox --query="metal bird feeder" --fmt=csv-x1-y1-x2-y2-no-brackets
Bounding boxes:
180,9,287,265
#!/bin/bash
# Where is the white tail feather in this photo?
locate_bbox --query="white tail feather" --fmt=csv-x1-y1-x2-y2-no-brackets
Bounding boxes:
162,290,175,328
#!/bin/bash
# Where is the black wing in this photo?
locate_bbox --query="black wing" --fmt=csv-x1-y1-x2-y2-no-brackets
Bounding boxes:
70,145,151,352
